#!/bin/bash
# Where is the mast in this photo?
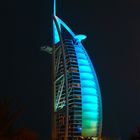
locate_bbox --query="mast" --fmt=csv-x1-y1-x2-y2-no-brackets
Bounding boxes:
52,0,56,140
52,0,57,44
53,0,56,16
52,1,69,139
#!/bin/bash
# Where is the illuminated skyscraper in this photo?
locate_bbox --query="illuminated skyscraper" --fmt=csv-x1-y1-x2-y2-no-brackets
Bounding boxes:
42,1,102,140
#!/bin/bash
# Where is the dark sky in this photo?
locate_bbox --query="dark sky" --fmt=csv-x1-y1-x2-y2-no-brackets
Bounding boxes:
2,0,140,139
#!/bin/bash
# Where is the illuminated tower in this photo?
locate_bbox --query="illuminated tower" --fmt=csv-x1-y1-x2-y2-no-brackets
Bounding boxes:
42,0,102,140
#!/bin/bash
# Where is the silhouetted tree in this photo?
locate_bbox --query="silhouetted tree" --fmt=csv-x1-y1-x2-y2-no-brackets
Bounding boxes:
101,136,121,140
0,97,39,140
130,126,140,140
12,128,38,140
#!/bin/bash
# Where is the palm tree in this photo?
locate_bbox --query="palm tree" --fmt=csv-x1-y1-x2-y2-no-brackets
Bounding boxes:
130,126,140,140
0,97,38,140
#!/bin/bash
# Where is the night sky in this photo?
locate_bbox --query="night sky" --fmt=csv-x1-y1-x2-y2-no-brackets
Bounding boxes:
2,0,140,139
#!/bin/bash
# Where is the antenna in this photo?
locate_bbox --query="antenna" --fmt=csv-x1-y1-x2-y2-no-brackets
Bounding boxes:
52,0,58,44
53,0,56,16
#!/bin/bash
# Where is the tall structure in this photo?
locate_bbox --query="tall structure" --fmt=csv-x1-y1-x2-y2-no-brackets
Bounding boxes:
42,1,102,140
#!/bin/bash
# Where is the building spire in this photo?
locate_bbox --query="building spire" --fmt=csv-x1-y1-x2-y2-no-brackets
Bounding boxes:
53,0,56,16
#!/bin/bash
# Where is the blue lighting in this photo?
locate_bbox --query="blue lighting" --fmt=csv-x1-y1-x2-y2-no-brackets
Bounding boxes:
77,126,82,132
82,112,99,119
53,21,60,44
83,103,98,111
74,34,87,42
77,59,89,66
82,87,97,94
81,80,96,87
79,66,92,72
80,73,94,80
52,2,102,138
82,95,98,103
53,16,75,44
75,47,83,53
76,52,87,59
56,16,75,37
74,40,102,136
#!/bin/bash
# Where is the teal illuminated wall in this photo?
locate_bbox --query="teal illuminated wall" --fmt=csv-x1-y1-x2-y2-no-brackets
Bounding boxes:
75,42,102,137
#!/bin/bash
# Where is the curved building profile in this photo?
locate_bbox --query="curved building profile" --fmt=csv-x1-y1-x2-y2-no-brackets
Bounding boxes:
43,0,103,140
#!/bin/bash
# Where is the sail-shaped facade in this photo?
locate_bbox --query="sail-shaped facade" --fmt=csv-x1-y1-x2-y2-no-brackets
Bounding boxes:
50,1,102,140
